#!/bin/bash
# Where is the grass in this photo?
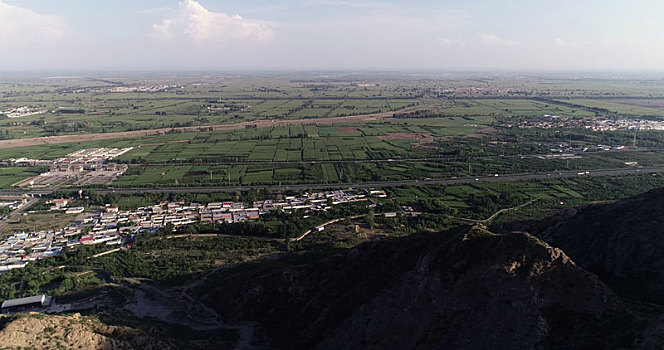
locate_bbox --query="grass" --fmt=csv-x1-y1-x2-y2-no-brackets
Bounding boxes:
563,99,664,117
0,167,46,188
387,173,664,221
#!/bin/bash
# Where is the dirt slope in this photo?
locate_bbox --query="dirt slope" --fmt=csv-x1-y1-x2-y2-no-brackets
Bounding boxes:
0,313,174,350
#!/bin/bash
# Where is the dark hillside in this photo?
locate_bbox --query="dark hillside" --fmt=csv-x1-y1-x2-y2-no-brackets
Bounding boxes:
537,188,664,305
197,226,638,349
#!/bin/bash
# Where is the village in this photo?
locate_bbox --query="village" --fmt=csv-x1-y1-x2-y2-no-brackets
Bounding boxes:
0,188,376,273
511,114,664,132
0,106,48,119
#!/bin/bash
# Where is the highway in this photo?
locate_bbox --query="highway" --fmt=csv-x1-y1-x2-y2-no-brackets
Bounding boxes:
2,165,663,197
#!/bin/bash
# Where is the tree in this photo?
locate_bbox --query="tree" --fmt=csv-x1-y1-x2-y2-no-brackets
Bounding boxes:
367,208,376,229
278,221,298,239
161,223,175,235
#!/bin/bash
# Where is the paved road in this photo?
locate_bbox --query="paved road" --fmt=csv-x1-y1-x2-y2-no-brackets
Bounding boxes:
3,165,663,197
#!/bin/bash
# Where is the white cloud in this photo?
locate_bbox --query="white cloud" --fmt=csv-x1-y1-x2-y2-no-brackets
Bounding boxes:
151,0,273,44
153,19,175,40
439,33,520,48
477,33,520,47
554,38,568,48
439,37,467,47
0,0,66,46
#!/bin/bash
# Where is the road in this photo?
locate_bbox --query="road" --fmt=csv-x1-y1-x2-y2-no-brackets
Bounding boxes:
2,165,663,197
445,199,540,226
88,248,121,259
292,214,367,242
481,199,540,224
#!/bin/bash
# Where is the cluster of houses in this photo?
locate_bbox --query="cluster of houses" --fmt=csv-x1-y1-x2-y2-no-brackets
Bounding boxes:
0,232,65,272
252,189,370,213
0,189,376,273
0,207,129,273
510,115,664,132
0,106,47,118
135,189,369,227
106,84,182,93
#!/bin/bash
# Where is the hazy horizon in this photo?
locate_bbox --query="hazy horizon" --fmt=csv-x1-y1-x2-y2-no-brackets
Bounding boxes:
2,0,664,72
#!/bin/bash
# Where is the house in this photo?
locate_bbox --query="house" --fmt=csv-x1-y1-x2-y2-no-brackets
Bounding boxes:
200,210,213,222
367,190,387,198
51,199,70,208
166,203,180,213
246,210,260,220
207,202,223,210
65,207,84,214
0,261,28,272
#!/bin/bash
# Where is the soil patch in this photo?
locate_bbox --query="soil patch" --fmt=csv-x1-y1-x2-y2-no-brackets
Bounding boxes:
608,99,664,110
336,127,357,133
379,132,437,147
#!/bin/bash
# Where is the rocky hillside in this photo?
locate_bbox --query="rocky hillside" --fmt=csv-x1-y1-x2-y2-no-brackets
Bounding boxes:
0,313,174,350
536,188,664,305
197,226,639,349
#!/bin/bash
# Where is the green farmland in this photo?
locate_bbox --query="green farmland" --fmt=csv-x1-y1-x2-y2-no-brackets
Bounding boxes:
0,167,46,188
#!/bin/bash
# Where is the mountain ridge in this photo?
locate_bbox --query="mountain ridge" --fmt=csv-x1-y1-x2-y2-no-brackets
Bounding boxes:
196,225,639,349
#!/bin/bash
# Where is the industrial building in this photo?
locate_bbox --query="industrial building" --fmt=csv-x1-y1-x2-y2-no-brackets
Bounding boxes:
1,294,51,313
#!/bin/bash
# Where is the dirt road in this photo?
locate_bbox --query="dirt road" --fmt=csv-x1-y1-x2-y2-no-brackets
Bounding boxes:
0,107,426,149
292,214,366,242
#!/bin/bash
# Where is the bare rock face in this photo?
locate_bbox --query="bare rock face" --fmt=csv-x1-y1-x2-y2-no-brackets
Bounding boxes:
198,226,638,349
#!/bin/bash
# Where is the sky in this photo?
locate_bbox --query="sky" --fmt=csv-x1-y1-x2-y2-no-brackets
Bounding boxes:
1,0,663,71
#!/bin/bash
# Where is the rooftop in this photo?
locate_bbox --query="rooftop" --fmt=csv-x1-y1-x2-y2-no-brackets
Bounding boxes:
1,294,46,309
